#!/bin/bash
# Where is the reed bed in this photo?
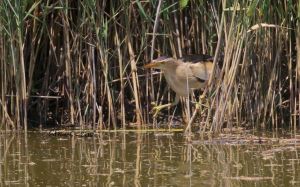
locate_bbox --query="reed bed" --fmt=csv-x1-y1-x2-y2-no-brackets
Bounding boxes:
0,0,299,132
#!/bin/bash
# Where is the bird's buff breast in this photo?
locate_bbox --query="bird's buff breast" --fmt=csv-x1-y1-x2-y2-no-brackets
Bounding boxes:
163,70,205,97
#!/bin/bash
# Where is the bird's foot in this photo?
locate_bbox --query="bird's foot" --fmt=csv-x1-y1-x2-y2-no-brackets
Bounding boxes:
151,106,163,117
150,102,172,117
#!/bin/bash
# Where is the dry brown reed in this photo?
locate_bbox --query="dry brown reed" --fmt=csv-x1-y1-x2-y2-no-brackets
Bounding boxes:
0,0,299,133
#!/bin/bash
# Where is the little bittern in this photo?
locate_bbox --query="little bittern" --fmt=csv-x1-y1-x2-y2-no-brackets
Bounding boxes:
144,54,218,116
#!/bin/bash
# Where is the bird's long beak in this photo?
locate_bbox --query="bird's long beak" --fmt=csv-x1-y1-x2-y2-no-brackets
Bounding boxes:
143,62,159,69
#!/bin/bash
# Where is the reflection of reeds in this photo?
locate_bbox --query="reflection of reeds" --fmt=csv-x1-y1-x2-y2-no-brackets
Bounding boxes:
0,1,299,131
0,132,299,185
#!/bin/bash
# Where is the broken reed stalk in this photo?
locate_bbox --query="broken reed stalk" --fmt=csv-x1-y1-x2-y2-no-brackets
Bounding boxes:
0,0,298,132
126,10,143,127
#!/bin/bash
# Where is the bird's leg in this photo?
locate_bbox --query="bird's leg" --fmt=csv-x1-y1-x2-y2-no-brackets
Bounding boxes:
194,88,209,109
198,94,207,108
151,95,180,117
200,85,208,100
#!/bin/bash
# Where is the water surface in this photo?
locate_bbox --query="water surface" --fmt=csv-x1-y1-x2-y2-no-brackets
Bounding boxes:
0,131,299,186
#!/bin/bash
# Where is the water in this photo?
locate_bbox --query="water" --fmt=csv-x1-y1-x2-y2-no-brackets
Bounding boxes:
0,131,299,186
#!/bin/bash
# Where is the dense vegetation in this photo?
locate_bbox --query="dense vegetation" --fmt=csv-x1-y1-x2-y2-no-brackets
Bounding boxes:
0,0,299,132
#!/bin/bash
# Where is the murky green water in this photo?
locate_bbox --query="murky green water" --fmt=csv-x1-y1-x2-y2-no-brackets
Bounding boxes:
0,131,299,186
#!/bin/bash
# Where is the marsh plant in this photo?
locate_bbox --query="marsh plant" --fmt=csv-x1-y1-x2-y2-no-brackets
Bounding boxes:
0,0,299,132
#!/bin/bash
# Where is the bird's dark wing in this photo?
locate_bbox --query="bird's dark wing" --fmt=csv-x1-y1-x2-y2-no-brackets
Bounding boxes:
195,77,206,83
154,56,170,61
179,54,214,63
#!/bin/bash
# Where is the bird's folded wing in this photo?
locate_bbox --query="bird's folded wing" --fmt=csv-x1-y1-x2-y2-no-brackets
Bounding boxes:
175,64,200,82
189,62,213,81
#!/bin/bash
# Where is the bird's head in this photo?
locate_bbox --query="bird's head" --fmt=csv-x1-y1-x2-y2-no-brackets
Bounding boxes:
144,56,177,70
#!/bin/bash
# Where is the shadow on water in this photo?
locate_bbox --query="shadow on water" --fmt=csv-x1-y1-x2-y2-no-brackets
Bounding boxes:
0,131,299,186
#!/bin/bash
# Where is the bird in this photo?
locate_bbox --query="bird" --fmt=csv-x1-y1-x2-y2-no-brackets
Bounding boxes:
144,54,219,116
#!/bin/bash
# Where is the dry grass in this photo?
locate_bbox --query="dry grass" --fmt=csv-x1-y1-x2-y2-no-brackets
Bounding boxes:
0,0,299,133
